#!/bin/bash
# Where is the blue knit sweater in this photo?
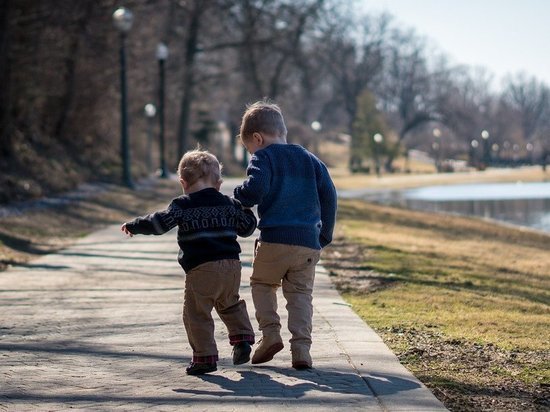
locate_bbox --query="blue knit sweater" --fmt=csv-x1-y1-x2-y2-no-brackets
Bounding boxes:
234,143,337,250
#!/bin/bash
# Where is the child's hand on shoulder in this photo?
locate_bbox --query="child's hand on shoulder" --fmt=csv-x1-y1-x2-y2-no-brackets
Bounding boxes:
121,223,134,237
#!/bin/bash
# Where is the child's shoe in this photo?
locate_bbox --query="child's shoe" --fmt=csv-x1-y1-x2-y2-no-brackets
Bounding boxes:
291,345,312,370
186,362,217,375
251,335,284,364
232,342,252,365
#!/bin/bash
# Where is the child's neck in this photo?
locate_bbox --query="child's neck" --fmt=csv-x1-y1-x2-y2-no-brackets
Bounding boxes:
184,180,217,194
262,135,287,148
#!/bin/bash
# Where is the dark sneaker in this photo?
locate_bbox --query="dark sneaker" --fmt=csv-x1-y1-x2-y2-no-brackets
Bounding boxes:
291,346,312,370
186,362,217,375
292,361,312,370
232,342,252,365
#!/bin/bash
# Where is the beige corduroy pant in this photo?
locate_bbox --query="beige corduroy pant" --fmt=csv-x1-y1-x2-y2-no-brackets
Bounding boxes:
183,259,254,362
250,241,320,353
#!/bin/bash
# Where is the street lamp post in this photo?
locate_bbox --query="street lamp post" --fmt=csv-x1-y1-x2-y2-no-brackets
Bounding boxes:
491,143,500,164
373,133,383,177
481,129,490,167
112,7,134,188
470,139,479,168
144,103,157,173
311,121,322,155
526,143,534,165
156,42,169,178
433,127,442,172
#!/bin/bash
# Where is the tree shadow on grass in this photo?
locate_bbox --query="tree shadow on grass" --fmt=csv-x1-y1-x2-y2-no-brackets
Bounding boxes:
0,231,51,255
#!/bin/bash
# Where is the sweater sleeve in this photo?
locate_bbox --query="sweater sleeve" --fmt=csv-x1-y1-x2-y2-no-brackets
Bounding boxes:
124,200,180,235
234,202,258,238
316,162,338,248
233,151,272,208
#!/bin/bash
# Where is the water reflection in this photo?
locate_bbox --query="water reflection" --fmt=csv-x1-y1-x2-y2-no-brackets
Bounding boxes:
402,197,550,232
352,182,550,233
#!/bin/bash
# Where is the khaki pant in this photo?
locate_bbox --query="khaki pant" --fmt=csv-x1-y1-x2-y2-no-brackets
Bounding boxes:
251,241,320,352
183,259,254,362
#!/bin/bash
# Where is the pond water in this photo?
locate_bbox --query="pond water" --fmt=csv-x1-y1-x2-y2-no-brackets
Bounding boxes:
343,182,550,233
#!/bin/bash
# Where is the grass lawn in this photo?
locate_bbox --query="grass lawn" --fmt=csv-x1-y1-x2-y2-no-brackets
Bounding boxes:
322,198,549,410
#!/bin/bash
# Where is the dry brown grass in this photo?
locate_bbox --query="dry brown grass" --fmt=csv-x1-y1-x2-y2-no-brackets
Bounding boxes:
322,199,550,410
0,179,180,271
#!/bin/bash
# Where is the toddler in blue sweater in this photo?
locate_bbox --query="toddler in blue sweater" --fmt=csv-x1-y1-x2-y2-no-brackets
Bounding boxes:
234,101,337,369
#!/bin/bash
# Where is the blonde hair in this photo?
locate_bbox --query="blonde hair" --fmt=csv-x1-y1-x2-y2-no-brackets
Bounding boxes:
239,100,287,142
177,149,222,186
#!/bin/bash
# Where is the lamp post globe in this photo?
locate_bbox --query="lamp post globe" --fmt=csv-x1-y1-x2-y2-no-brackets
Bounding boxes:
144,103,157,118
311,121,321,132
113,6,134,188
156,42,169,61
112,7,134,32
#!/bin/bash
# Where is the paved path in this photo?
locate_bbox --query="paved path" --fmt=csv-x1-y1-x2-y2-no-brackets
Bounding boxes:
0,182,446,411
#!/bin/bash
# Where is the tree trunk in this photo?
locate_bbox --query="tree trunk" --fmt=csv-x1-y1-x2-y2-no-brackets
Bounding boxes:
54,1,94,141
0,0,12,158
177,1,203,160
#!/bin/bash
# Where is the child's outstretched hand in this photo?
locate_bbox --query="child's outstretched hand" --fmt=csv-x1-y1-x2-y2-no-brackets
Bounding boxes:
121,223,134,237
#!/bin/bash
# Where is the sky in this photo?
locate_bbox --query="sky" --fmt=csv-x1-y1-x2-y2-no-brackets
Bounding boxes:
360,0,550,87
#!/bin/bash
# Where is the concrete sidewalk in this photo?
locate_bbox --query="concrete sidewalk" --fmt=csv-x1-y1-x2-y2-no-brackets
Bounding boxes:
0,184,446,411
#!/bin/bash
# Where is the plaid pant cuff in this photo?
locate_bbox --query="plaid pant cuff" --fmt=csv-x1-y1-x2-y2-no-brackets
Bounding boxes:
229,334,255,345
192,354,218,364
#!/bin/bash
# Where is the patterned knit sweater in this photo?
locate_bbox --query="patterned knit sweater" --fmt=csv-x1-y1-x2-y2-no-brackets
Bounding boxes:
124,188,257,272
234,143,337,250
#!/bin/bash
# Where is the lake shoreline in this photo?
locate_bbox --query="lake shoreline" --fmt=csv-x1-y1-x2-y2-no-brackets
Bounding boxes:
338,179,550,234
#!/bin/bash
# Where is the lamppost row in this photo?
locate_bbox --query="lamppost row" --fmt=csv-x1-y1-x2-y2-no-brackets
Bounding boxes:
112,7,170,186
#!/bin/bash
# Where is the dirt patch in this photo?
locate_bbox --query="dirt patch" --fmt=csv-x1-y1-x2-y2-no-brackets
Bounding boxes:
322,238,395,294
322,236,550,412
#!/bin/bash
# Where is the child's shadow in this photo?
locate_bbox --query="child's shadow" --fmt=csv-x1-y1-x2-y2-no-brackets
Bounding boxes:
173,366,419,398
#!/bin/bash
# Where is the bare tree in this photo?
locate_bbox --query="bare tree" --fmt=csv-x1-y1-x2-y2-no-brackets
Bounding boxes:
502,73,549,168
173,0,211,159
538,103,550,170
319,13,389,133
376,29,440,171
222,0,327,100
438,67,495,166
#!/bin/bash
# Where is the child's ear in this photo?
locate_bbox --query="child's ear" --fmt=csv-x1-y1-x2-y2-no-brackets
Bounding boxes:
180,178,189,190
252,132,263,146
215,179,222,191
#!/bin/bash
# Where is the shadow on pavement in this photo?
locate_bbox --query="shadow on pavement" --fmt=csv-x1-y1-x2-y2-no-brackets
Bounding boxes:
0,342,187,362
172,366,422,399
174,367,373,398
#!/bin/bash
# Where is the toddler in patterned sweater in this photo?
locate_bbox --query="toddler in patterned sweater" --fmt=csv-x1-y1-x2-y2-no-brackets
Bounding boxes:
122,149,256,375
